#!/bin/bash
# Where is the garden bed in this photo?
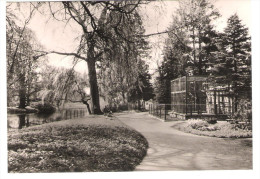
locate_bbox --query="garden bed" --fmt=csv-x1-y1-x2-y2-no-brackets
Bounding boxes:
8,115,148,172
172,120,252,138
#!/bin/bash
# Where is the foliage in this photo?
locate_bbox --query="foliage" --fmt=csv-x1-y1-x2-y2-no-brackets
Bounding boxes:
206,118,217,124
128,62,155,103
6,3,45,108
96,5,151,108
154,0,220,103
35,103,56,114
45,1,149,114
38,65,90,110
103,104,129,113
175,0,220,75
207,14,251,112
224,14,251,99
174,120,252,138
233,99,252,122
231,99,252,130
189,120,209,130
8,117,148,172
155,2,251,120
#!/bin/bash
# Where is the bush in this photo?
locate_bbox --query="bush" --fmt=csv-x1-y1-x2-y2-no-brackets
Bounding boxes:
206,118,217,124
187,120,220,131
232,99,252,130
233,99,252,123
188,120,208,130
117,105,128,111
35,103,56,114
103,104,129,113
174,120,251,138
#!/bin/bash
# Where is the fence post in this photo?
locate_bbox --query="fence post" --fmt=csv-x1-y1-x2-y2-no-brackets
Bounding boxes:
164,104,167,121
65,110,68,119
214,90,217,115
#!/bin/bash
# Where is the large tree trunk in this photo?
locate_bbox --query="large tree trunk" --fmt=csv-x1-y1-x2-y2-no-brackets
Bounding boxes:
234,59,238,112
86,42,103,114
18,74,26,108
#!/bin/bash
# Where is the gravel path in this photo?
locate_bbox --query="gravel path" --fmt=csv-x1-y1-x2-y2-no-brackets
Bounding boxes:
115,112,252,171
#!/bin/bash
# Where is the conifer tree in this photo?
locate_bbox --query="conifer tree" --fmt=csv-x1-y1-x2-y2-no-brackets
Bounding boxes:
208,14,251,112
224,14,251,110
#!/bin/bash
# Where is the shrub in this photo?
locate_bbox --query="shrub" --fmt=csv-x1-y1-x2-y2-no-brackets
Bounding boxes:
233,99,252,123
103,104,129,113
187,120,220,131
188,120,208,130
206,118,217,124
117,105,128,111
174,121,251,138
35,103,56,114
232,99,252,130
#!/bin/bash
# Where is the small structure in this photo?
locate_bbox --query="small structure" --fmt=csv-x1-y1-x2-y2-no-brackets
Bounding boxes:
170,76,232,120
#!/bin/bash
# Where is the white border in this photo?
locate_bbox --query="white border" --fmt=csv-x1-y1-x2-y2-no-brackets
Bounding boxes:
1,1,259,179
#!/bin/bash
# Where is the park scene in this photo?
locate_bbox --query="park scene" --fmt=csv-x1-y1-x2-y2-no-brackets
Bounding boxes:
6,0,252,173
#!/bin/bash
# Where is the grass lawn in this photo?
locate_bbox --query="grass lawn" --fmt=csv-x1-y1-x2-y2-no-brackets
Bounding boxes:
172,120,252,138
8,115,148,172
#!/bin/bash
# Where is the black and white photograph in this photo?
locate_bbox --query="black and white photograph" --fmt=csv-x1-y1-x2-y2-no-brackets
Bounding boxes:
0,0,259,178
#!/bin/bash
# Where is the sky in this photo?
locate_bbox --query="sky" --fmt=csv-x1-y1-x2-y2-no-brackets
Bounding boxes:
9,0,252,75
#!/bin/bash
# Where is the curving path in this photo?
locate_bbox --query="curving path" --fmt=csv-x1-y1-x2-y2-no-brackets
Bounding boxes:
115,112,252,171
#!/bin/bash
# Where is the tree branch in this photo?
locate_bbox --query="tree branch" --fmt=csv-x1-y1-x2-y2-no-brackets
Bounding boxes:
34,50,87,61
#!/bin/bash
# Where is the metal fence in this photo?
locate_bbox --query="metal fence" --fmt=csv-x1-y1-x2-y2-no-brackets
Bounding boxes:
148,103,230,121
148,104,182,121
60,108,87,119
149,104,167,120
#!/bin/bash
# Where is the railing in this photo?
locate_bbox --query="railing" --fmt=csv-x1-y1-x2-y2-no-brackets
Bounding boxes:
148,103,230,121
57,108,88,119
149,104,171,121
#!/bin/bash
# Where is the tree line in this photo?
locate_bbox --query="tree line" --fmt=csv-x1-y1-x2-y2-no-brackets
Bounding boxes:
6,1,154,114
6,0,251,116
154,0,251,115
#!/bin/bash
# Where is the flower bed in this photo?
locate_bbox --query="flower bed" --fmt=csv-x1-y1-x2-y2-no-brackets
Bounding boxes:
172,119,252,138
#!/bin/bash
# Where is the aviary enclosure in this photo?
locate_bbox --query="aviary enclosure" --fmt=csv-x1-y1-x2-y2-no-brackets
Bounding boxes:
149,76,234,121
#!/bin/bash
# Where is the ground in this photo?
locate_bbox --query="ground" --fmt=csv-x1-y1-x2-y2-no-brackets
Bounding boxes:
8,111,252,172
8,114,148,172
115,112,252,171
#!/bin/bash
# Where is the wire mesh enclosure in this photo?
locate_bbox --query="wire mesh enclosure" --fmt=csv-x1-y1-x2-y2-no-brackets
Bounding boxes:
149,76,234,121
171,76,207,115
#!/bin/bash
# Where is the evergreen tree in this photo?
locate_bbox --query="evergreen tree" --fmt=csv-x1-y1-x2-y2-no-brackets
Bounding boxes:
176,0,220,75
128,61,155,109
208,14,251,112
223,13,251,97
